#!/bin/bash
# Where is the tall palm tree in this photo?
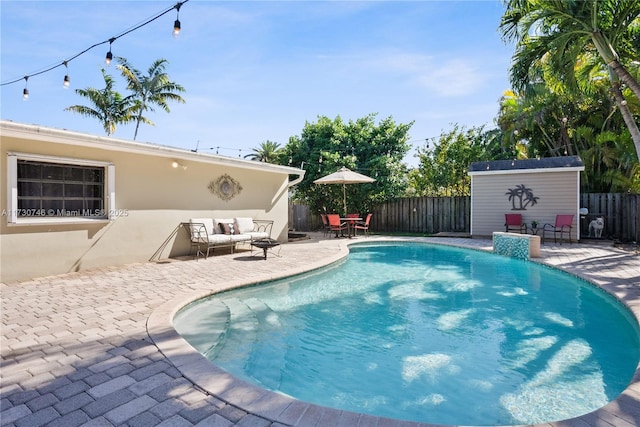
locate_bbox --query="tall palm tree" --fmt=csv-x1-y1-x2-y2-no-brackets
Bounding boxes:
65,69,132,136
116,58,186,140
500,0,640,160
244,140,282,163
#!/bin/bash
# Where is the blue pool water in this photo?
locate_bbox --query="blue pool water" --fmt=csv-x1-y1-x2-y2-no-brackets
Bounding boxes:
173,243,640,425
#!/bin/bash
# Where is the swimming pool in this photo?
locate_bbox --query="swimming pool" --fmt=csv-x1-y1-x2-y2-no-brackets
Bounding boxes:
173,242,640,425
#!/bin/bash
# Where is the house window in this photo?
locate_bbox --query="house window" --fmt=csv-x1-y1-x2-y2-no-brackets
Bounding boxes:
6,153,115,224
17,160,105,217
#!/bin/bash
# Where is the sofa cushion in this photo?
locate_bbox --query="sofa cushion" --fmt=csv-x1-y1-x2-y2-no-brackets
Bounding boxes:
190,218,216,240
208,234,233,244
234,217,255,234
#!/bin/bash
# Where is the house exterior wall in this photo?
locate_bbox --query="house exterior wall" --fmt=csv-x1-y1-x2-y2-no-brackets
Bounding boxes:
470,170,581,240
1,123,300,283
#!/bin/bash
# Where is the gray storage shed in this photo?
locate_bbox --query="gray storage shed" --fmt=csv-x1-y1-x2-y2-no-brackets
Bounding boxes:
468,156,585,241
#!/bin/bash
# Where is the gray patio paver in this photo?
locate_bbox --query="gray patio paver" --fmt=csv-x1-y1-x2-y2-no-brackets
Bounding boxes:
1,234,638,427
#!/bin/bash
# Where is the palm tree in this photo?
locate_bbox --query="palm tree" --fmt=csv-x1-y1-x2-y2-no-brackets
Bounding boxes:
500,0,640,160
65,69,132,136
116,58,186,140
244,140,282,163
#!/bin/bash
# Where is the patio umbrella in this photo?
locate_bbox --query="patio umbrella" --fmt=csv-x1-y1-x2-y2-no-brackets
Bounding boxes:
313,166,375,217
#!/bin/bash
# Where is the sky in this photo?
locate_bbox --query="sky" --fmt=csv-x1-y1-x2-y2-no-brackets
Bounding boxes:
1,0,514,167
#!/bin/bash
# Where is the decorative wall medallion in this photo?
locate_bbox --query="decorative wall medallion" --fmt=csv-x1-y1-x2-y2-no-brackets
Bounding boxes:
209,174,242,201
505,184,539,210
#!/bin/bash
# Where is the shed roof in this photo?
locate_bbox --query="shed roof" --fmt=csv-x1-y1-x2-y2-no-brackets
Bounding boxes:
469,156,584,173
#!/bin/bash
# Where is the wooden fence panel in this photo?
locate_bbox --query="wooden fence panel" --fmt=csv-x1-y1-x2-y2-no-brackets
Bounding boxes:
291,194,637,241
579,193,638,241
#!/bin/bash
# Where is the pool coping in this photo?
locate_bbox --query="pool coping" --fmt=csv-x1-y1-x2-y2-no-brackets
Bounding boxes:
147,237,640,427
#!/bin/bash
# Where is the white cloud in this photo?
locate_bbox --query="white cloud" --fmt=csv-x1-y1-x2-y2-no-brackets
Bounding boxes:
367,51,488,97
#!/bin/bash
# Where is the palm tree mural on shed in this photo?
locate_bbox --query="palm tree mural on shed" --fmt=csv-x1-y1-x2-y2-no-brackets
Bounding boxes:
506,184,539,210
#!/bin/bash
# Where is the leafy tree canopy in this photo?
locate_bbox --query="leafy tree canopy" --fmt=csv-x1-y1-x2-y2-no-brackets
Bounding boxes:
116,57,185,140
66,58,185,139
65,69,133,136
244,140,283,163
409,125,514,197
280,113,412,214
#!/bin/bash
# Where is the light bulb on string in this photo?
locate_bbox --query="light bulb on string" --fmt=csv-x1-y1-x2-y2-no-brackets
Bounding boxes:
173,2,182,37
173,19,181,37
22,76,29,101
1,0,194,92
62,61,70,89
105,38,115,66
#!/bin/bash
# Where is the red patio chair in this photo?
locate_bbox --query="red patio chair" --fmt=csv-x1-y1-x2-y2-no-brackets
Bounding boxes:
505,213,527,234
354,213,372,236
542,214,574,244
320,214,331,237
327,214,348,238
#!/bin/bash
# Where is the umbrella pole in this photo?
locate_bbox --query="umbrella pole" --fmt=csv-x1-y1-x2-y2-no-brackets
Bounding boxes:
343,184,347,217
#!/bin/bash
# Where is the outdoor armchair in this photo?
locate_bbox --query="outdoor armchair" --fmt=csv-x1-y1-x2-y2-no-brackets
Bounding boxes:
354,213,372,236
542,214,574,244
504,213,527,234
320,213,331,237
327,214,348,237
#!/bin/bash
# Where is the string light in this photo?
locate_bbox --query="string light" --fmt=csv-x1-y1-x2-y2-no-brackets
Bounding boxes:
173,2,182,37
173,19,181,37
62,61,70,88
22,77,29,101
195,145,251,157
1,0,190,98
105,38,115,65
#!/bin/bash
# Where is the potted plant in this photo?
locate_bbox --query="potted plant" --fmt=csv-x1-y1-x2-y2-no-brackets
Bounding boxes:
530,220,539,229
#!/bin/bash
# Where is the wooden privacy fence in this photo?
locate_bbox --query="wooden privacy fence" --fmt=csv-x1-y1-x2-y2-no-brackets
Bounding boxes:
579,193,639,242
370,196,470,234
289,193,639,242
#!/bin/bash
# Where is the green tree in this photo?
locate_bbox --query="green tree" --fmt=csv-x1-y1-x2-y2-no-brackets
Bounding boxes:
496,85,584,158
495,67,639,191
409,125,510,196
281,114,412,214
500,0,640,161
116,58,186,140
244,140,282,163
65,68,132,136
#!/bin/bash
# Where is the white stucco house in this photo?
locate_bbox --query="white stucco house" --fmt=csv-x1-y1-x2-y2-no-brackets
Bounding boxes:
1,120,304,282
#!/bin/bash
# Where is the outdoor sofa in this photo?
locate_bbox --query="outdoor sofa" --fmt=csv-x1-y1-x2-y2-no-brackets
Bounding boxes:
188,217,273,258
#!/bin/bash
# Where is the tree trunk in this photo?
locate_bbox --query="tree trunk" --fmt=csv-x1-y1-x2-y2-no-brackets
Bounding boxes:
592,31,640,101
611,77,640,163
609,60,640,103
133,112,143,141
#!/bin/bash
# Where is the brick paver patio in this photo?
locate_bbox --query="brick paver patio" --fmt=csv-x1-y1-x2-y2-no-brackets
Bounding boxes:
2,234,639,426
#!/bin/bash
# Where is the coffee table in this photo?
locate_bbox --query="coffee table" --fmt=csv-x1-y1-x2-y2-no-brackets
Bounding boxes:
250,238,281,259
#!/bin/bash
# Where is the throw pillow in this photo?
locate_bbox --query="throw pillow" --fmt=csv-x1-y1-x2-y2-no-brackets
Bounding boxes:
219,222,238,235
219,222,230,235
